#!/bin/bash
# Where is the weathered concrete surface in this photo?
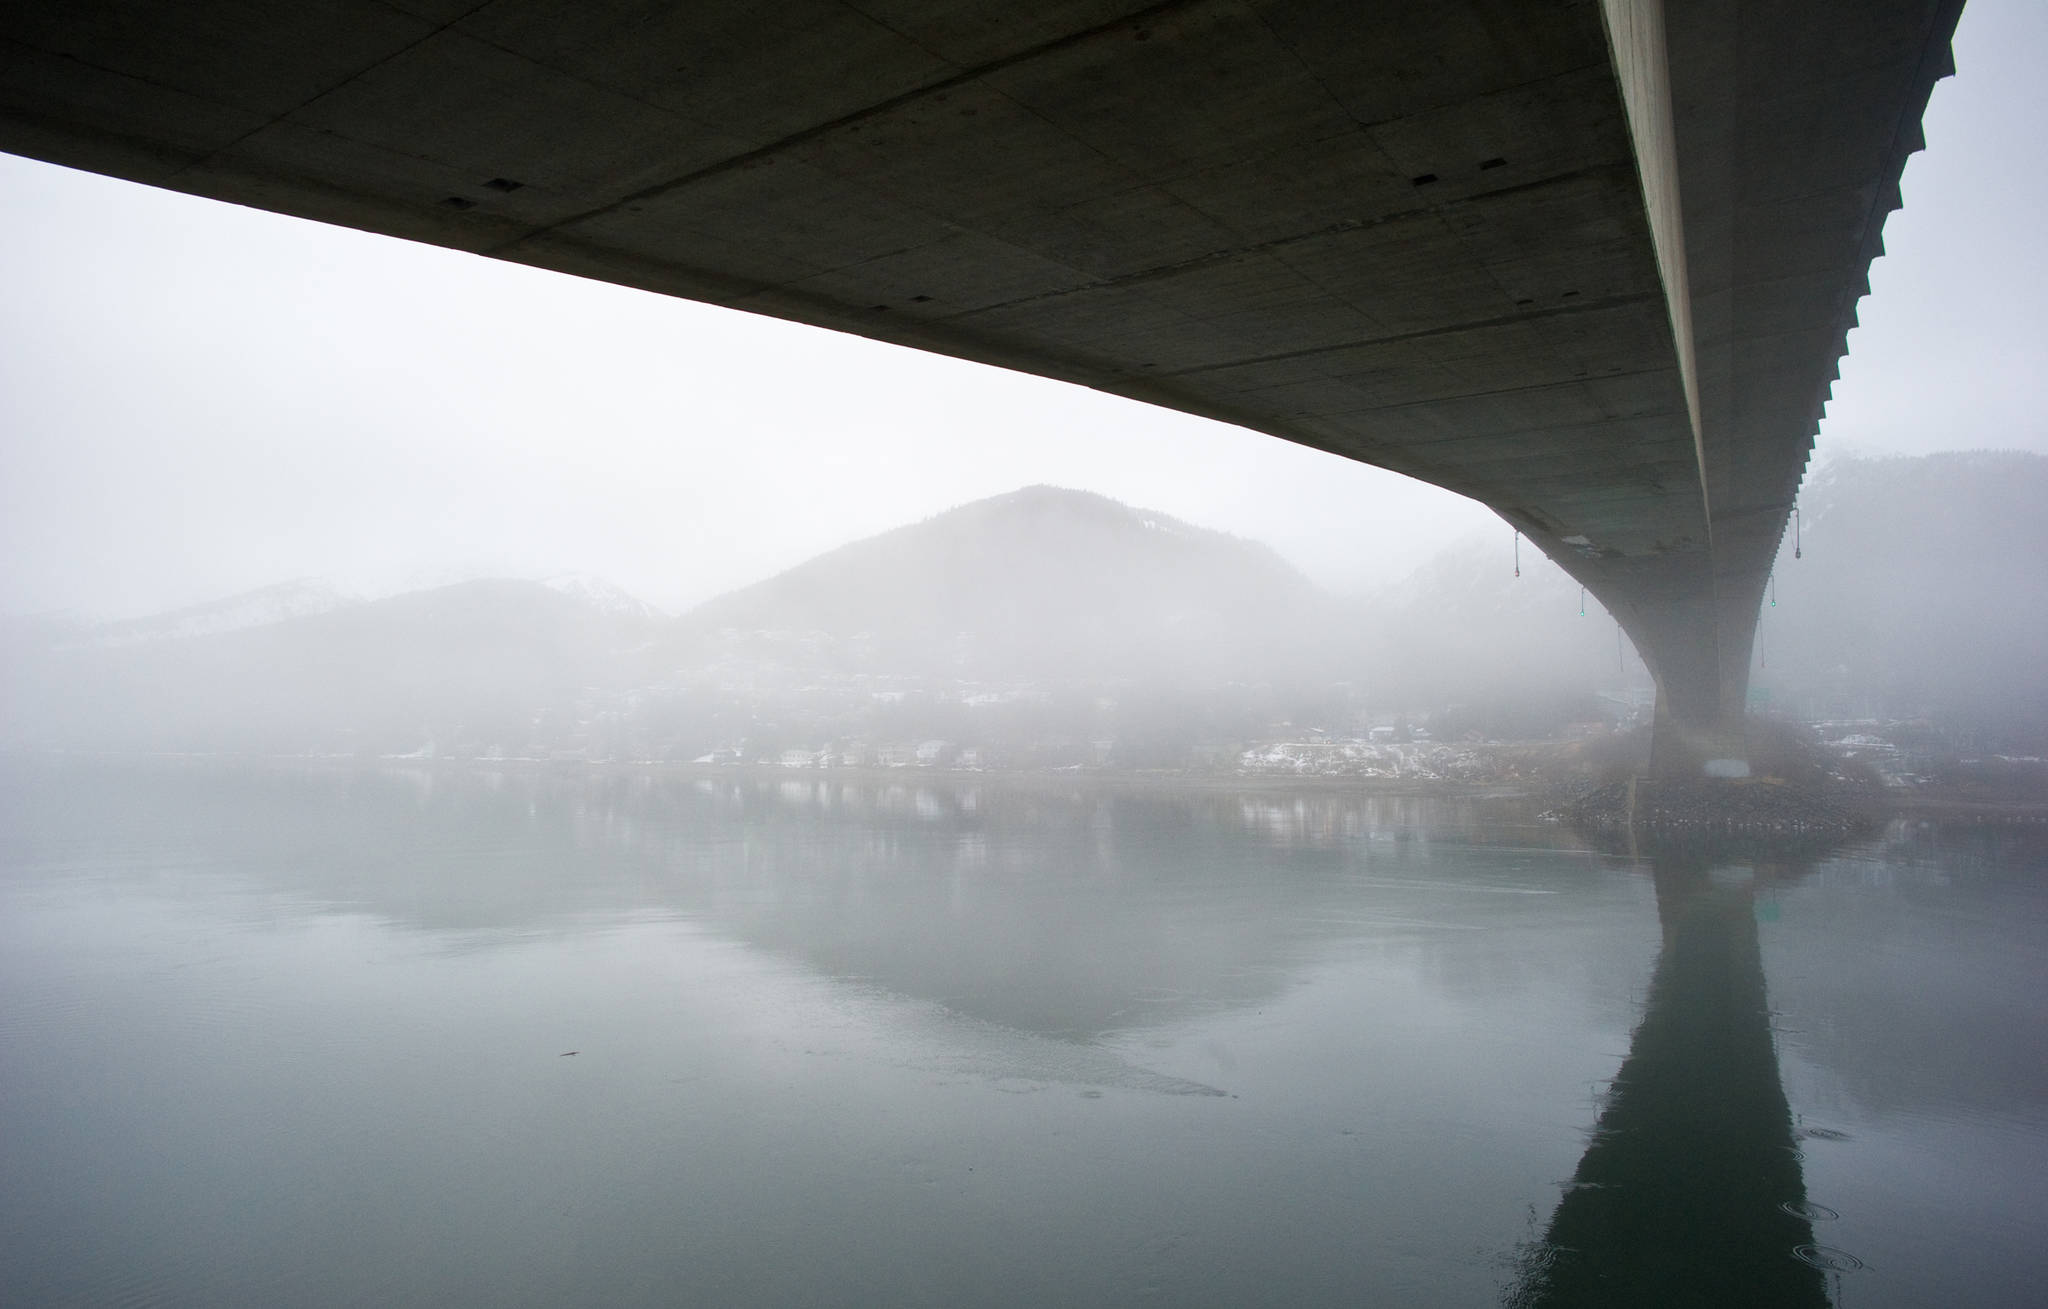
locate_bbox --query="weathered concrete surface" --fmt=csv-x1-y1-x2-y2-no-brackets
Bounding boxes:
0,0,1963,771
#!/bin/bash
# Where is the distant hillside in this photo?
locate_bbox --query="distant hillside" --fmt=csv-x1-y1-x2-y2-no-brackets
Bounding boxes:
67,579,363,649
1354,450,2048,745
542,573,667,622
1756,451,2048,740
6,461,2037,763
3,579,661,756
673,486,1337,684
1352,530,1648,734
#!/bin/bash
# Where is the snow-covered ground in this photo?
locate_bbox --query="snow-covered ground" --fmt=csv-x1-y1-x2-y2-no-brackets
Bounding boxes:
1237,740,1481,780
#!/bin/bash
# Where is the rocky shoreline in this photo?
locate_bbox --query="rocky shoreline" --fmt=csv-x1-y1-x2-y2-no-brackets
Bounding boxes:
1545,776,1882,840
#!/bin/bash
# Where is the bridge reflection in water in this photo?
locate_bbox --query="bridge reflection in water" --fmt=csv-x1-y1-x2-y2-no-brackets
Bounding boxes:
1510,855,1833,1308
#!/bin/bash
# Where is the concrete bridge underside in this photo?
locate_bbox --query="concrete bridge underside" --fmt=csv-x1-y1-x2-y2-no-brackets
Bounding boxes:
0,0,1962,772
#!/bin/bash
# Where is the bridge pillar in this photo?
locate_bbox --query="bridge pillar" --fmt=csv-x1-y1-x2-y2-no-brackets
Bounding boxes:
1624,570,1766,779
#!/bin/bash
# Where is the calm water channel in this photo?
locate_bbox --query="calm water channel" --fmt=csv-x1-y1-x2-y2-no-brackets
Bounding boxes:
3,759,2043,1306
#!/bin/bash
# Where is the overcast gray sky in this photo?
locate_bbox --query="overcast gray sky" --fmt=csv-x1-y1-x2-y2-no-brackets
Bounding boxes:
2,0,2041,621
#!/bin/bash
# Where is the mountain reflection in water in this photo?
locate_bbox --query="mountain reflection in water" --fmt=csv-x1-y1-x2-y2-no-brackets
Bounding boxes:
2,762,1605,1042
2,760,2042,1308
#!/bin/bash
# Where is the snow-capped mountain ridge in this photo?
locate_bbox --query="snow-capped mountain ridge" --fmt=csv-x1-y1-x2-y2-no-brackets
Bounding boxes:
68,579,363,649
543,573,665,621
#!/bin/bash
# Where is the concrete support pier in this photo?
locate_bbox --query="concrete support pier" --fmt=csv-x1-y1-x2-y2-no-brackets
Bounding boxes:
1630,570,1768,778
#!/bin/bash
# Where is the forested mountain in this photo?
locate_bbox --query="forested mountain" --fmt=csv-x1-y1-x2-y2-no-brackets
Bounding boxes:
1753,451,2048,741
3,458,2040,762
0,488,1349,759
673,485,1338,685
